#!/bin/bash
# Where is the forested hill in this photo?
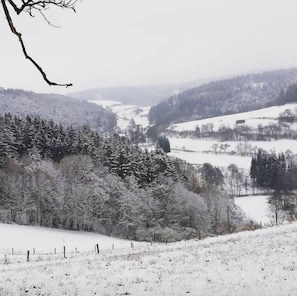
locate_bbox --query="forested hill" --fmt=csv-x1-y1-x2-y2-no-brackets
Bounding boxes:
0,88,116,132
0,113,241,241
149,68,297,126
270,81,297,106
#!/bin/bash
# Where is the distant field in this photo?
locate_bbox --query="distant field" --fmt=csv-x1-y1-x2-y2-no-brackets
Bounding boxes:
90,99,150,130
168,138,297,170
169,103,297,132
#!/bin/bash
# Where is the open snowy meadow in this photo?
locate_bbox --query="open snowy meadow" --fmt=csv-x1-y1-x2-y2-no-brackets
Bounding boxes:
1,223,297,295
168,137,297,171
167,103,297,170
90,100,150,130
169,103,297,132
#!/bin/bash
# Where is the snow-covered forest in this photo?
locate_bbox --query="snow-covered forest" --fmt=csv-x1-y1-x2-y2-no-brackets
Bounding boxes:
0,88,117,132
0,113,243,241
149,68,297,126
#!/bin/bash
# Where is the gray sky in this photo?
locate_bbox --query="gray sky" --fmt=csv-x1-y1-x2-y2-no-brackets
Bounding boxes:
1,0,297,94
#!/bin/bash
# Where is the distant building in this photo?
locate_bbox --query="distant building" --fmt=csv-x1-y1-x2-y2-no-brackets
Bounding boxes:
236,119,245,125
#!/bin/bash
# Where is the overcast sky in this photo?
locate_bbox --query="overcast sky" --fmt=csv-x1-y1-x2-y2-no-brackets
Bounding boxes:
1,0,297,94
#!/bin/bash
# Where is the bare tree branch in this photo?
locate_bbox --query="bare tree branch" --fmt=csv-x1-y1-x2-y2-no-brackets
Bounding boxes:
7,0,77,15
2,0,78,87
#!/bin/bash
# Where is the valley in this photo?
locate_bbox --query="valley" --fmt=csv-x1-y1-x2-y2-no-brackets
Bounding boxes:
91,99,297,226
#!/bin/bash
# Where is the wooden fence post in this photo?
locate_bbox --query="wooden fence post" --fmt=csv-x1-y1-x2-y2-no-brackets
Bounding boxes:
96,244,99,254
63,246,66,258
27,250,30,262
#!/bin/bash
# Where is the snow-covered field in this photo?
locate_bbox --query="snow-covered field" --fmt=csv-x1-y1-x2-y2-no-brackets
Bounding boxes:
168,138,253,170
170,103,297,132
0,224,143,255
1,223,297,295
167,103,297,170
234,195,271,226
90,99,150,130
168,137,297,170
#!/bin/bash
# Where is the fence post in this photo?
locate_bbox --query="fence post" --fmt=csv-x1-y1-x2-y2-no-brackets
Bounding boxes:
63,246,66,258
27,250,30,262
12,248,14,255
33,248,35,255
96,244,99,254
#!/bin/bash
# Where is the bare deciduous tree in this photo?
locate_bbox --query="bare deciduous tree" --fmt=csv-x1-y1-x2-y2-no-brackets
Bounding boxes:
1,0,78,87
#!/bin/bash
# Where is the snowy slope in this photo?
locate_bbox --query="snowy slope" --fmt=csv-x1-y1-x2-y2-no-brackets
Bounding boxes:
0,224,144,255
169,103,297,132
167,103,297,170
1,223,297,295
89,99,150,130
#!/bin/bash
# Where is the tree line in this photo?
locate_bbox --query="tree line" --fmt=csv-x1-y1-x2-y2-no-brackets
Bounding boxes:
250,149,297,223
0,113,242,241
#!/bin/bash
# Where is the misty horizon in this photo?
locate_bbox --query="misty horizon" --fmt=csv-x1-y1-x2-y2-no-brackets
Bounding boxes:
1,0,297,95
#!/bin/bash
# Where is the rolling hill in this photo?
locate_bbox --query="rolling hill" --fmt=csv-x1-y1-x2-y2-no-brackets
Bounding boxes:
149,68,297,126
0,88,116,132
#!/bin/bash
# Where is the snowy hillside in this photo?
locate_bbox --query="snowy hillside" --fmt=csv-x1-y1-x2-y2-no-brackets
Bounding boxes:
167,103,297,170
169,103,297,132
0,224,144,254
89,99,150,130
1,223,297,295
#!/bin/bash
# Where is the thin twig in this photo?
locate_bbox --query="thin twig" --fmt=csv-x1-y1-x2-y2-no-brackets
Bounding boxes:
2,0,76,87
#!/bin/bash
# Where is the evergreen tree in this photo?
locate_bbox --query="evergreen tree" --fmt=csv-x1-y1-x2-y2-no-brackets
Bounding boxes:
157,135,171,153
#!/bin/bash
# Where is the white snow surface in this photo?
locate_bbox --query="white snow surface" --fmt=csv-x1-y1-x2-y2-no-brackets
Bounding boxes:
168,137,297,170
1,223,297,295
0,224,141,254
90,99,150,130
170,103,297,132
168,138,252,169
234,195,271,225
